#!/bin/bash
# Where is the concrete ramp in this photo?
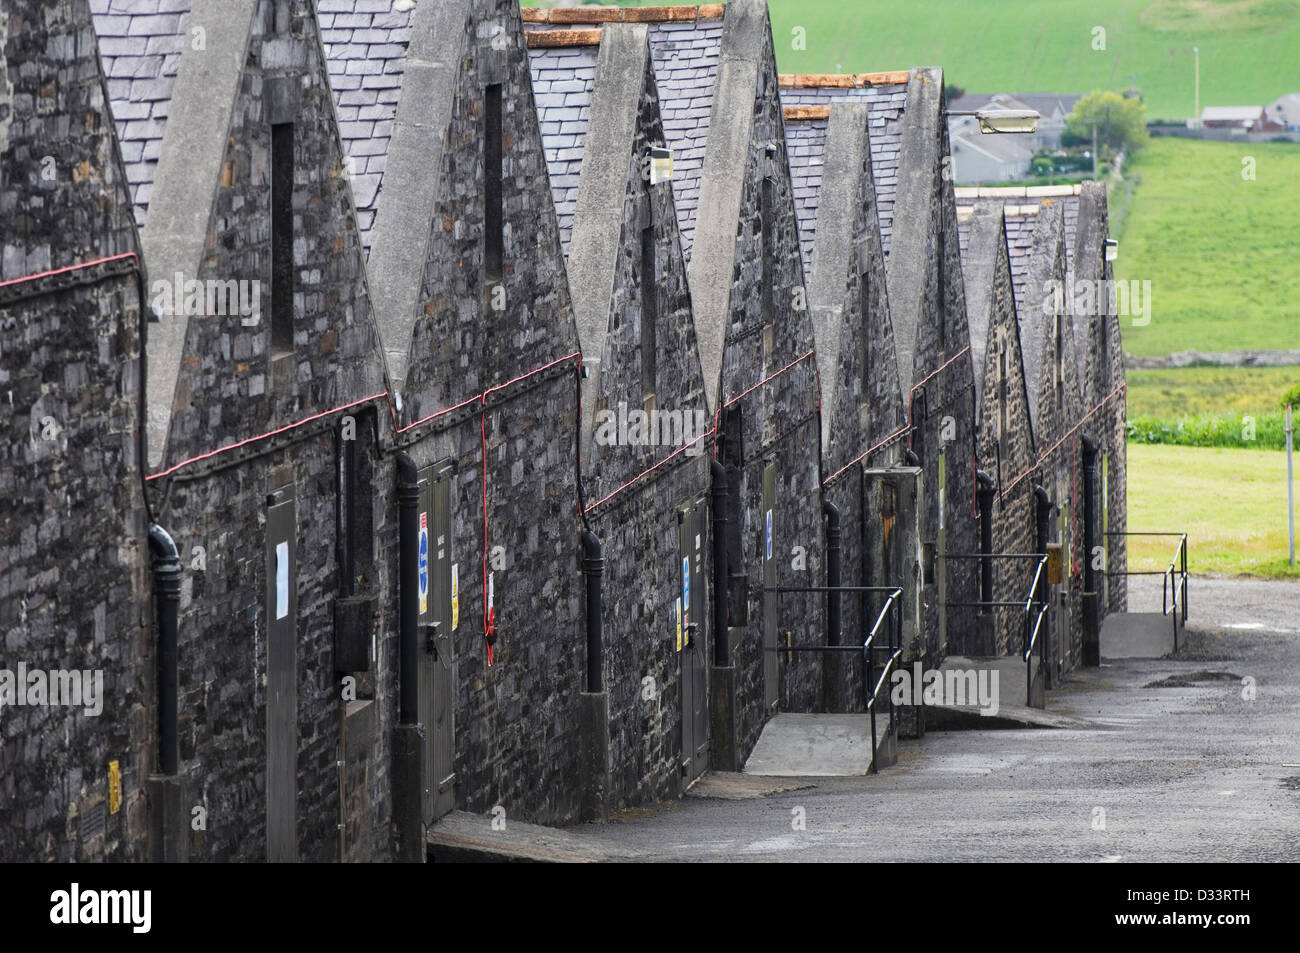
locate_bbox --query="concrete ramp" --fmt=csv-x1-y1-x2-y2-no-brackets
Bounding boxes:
1101,612,1179,659
743,713,893,777
938,655,1039,710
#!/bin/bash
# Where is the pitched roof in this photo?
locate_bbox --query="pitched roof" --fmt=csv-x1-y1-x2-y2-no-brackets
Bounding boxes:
526,42,599,259
88,0,192,229
317,0,415,252
779,74,910,257
525,8,724,262
955,185,1081,312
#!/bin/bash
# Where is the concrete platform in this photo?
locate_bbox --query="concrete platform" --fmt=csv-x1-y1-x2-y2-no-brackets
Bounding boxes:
742,713,893,777
937,655,1041,710
1101,611,1180,659
426,810,626,863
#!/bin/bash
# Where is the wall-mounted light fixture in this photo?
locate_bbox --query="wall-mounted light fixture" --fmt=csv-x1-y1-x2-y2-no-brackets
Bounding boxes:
1104,238,1119,262
947,108,1040,134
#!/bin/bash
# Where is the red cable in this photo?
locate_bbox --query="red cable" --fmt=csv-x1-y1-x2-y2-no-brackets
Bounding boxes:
0,252,138,289
145,391,389,480
995,382,1125,503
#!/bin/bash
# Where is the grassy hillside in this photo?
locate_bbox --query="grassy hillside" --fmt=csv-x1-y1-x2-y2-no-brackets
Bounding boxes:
1127,444,1299,578
542,0,1300,120
1114,137,1300,356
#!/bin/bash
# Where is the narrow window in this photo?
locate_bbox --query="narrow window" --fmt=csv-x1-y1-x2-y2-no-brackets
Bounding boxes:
760,177,774,328
1054,314,1064,411
936,223,946,350
271,122,295,355
640,224,657,402
483,84,503,284
998,338,1008,446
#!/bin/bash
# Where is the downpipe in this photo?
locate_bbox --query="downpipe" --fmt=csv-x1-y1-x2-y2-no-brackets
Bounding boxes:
148,525,181,776
710,459,730,667
581,530,604,693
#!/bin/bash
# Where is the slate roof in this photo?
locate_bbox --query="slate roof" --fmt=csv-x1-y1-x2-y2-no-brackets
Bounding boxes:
955,185,1082,317
780,77,909,258
317,0,414,252
526,43,599,259
524,9,723,262
88,0,193,229
785,116,828,274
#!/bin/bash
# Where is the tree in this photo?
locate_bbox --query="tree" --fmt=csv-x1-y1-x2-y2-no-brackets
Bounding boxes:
1065,90,1149,159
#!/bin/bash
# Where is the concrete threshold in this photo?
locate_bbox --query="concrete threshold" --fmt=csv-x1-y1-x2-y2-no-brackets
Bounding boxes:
742,713,892,777
426,810,629,863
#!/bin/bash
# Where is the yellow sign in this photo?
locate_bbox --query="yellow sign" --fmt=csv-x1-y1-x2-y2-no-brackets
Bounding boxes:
108,760,121,815
451,563,459,630
675,598,682,652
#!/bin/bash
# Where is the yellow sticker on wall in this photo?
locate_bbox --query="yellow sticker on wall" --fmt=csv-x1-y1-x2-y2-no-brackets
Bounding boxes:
451,563,459,630
675,597,682,652
108,760,121,815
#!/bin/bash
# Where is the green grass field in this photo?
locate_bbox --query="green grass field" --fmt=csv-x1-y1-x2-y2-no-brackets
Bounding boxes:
1114,138,1300,357
1127,366,1300,416
1127,443,1300,577
553,0,1300,120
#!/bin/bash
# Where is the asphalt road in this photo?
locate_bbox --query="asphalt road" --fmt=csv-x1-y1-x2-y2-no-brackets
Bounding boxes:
565,575,1300,862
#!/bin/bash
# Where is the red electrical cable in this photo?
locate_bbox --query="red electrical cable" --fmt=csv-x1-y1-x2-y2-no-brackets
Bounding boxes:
145,391,389,480
0,251,139,289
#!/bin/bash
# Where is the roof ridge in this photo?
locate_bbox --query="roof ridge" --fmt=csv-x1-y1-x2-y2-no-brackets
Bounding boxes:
779,71,911,88
522,4,725,24
525,28,602,48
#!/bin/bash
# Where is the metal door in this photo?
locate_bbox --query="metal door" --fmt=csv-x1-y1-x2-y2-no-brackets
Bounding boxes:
762,462,778,710
265,487,297,862
679,497,709,782
418,465,456,823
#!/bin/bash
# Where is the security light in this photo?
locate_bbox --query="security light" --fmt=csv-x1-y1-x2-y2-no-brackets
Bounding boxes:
974,108,1039,134
1104,238,1118,262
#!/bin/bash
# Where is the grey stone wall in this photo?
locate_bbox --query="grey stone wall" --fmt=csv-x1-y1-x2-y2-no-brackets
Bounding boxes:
1072,182,1127,616
0,0,150,862
390,0,584,826
965,205,1037,656
577,35,712,811
709,7,825,757
1023,202,1087,677
146,0,391,862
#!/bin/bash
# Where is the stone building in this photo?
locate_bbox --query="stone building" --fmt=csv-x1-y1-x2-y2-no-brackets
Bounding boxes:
955,183,1126,678
780,70,980,729
957,203,1037,657
1,0,151,862
89,0,393,862
324,0,585,846
783,92,905,711
526,21,714,805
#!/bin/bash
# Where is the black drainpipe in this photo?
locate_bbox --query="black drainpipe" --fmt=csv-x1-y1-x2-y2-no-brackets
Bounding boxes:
396,453,419,725
1034,484,1052,556
1082,436,1099,593
148,524,181,776
581,530,603,693
823,500,841,646
710,458,730,667
976,470,995,604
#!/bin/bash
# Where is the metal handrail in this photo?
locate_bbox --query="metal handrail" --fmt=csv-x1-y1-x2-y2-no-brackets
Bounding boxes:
762,584,904,772
1106,531,1188,651
1021,553,1050,707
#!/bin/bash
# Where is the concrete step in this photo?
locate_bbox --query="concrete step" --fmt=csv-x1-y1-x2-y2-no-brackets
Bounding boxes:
1101,611,1181,659
936,654,1042,710
742,712,894,777
426,810,627,863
